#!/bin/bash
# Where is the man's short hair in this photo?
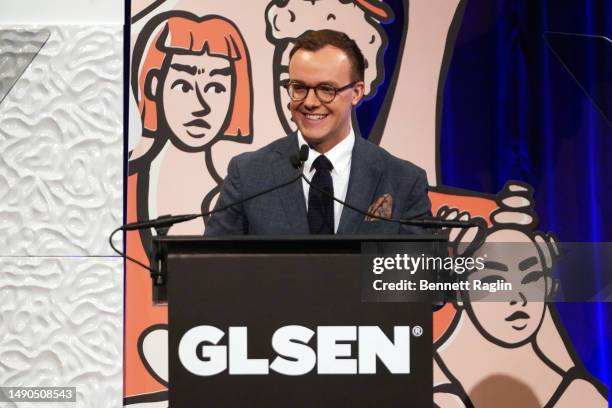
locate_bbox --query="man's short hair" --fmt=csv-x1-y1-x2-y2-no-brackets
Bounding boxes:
289,29,366,82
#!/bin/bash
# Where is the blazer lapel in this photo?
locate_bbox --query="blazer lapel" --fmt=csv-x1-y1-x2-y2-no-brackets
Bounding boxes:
337,137,383,234
270,134,309,234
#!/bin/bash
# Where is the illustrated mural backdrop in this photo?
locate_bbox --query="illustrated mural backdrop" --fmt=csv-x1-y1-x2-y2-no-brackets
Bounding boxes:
125,0,609,406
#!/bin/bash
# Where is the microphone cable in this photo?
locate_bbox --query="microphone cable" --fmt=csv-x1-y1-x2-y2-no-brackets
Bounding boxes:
109,146,310,272
299,173,480,229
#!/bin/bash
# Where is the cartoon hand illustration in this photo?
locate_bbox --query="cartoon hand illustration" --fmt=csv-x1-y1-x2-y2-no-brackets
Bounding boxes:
436,205,487,256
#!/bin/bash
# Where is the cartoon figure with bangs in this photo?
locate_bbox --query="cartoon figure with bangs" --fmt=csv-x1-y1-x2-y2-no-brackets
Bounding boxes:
129,11,252,237
125,11,252,404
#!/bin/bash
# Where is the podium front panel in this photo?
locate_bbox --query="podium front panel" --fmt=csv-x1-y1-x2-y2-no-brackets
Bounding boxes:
166,237,437,407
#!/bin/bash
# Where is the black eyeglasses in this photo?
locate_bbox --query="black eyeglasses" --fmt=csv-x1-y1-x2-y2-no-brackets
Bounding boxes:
284,81,357,103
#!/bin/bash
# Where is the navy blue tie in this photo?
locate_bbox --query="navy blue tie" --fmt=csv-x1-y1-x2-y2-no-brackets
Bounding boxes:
308,155,334,234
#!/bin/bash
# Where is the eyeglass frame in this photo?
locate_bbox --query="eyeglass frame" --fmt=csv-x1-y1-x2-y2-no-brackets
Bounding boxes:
284,80,358,103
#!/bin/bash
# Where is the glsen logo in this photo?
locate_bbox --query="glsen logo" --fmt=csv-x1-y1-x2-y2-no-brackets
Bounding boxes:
178,325,411,376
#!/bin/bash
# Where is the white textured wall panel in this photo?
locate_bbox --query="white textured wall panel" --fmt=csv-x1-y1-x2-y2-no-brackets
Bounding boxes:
0,256,123,408
0,25,123,256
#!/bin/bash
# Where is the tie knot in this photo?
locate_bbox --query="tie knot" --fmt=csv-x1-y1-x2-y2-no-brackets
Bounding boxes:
312,155,333,172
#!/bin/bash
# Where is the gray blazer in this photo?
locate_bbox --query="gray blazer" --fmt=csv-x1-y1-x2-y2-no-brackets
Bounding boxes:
205,134,431,235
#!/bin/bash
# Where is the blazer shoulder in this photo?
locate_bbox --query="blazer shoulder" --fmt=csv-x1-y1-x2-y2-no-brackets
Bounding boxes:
363,138,427,179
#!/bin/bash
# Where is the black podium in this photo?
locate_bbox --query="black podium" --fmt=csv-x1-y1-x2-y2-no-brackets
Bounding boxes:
152,235,446,407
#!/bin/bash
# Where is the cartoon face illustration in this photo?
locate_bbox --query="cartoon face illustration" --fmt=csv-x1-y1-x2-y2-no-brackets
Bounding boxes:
463,229,549,347
157,53,233,149
133,12,252,155
265,0,390,134
288,45,364,150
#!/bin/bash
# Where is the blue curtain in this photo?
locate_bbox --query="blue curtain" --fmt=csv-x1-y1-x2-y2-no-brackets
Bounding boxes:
357,0,611,388
440,0,611,385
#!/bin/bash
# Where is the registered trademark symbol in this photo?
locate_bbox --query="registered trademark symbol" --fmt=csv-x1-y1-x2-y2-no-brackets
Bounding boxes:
412,326,423,337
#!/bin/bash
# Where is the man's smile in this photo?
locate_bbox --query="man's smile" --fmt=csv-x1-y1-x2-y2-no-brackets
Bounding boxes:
300,111,329,123
305,113,327,120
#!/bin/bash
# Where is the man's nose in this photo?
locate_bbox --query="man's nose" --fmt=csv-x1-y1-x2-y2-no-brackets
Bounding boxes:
193,84,211,117
303,88,321,109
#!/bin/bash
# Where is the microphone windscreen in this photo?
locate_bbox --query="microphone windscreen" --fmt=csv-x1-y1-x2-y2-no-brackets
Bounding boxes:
299,144,309,162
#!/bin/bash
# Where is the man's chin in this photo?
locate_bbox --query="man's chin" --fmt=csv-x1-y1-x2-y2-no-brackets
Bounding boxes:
298,125,329,140
300,133,327,147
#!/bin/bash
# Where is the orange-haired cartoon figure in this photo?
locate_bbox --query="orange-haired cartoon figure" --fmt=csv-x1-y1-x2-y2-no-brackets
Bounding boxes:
125,11,252,405
130,11,252,237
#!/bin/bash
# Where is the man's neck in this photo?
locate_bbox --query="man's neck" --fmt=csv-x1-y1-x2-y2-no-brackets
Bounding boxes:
304,127,352,154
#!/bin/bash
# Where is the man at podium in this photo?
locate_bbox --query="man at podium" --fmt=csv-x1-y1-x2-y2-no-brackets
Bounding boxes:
206,29,431,236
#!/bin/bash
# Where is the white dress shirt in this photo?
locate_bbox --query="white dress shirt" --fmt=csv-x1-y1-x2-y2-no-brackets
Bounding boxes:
297,129,354,233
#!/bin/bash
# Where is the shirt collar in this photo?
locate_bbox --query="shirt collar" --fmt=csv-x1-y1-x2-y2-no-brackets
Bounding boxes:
296,128,355,176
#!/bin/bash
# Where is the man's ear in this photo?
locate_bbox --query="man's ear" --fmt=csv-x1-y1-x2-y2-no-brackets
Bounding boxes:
145,68,162,101
351,80,366,106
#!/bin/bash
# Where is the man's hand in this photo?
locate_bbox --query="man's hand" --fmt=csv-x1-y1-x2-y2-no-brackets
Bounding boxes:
365,194,393,221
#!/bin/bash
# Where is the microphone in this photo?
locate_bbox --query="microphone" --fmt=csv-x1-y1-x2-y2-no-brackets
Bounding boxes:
291,144,310,169
398,217,480,228
110,149,308,272
119,147,309,232
289,145,474,229
121,213,200,231
300,173,479,229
